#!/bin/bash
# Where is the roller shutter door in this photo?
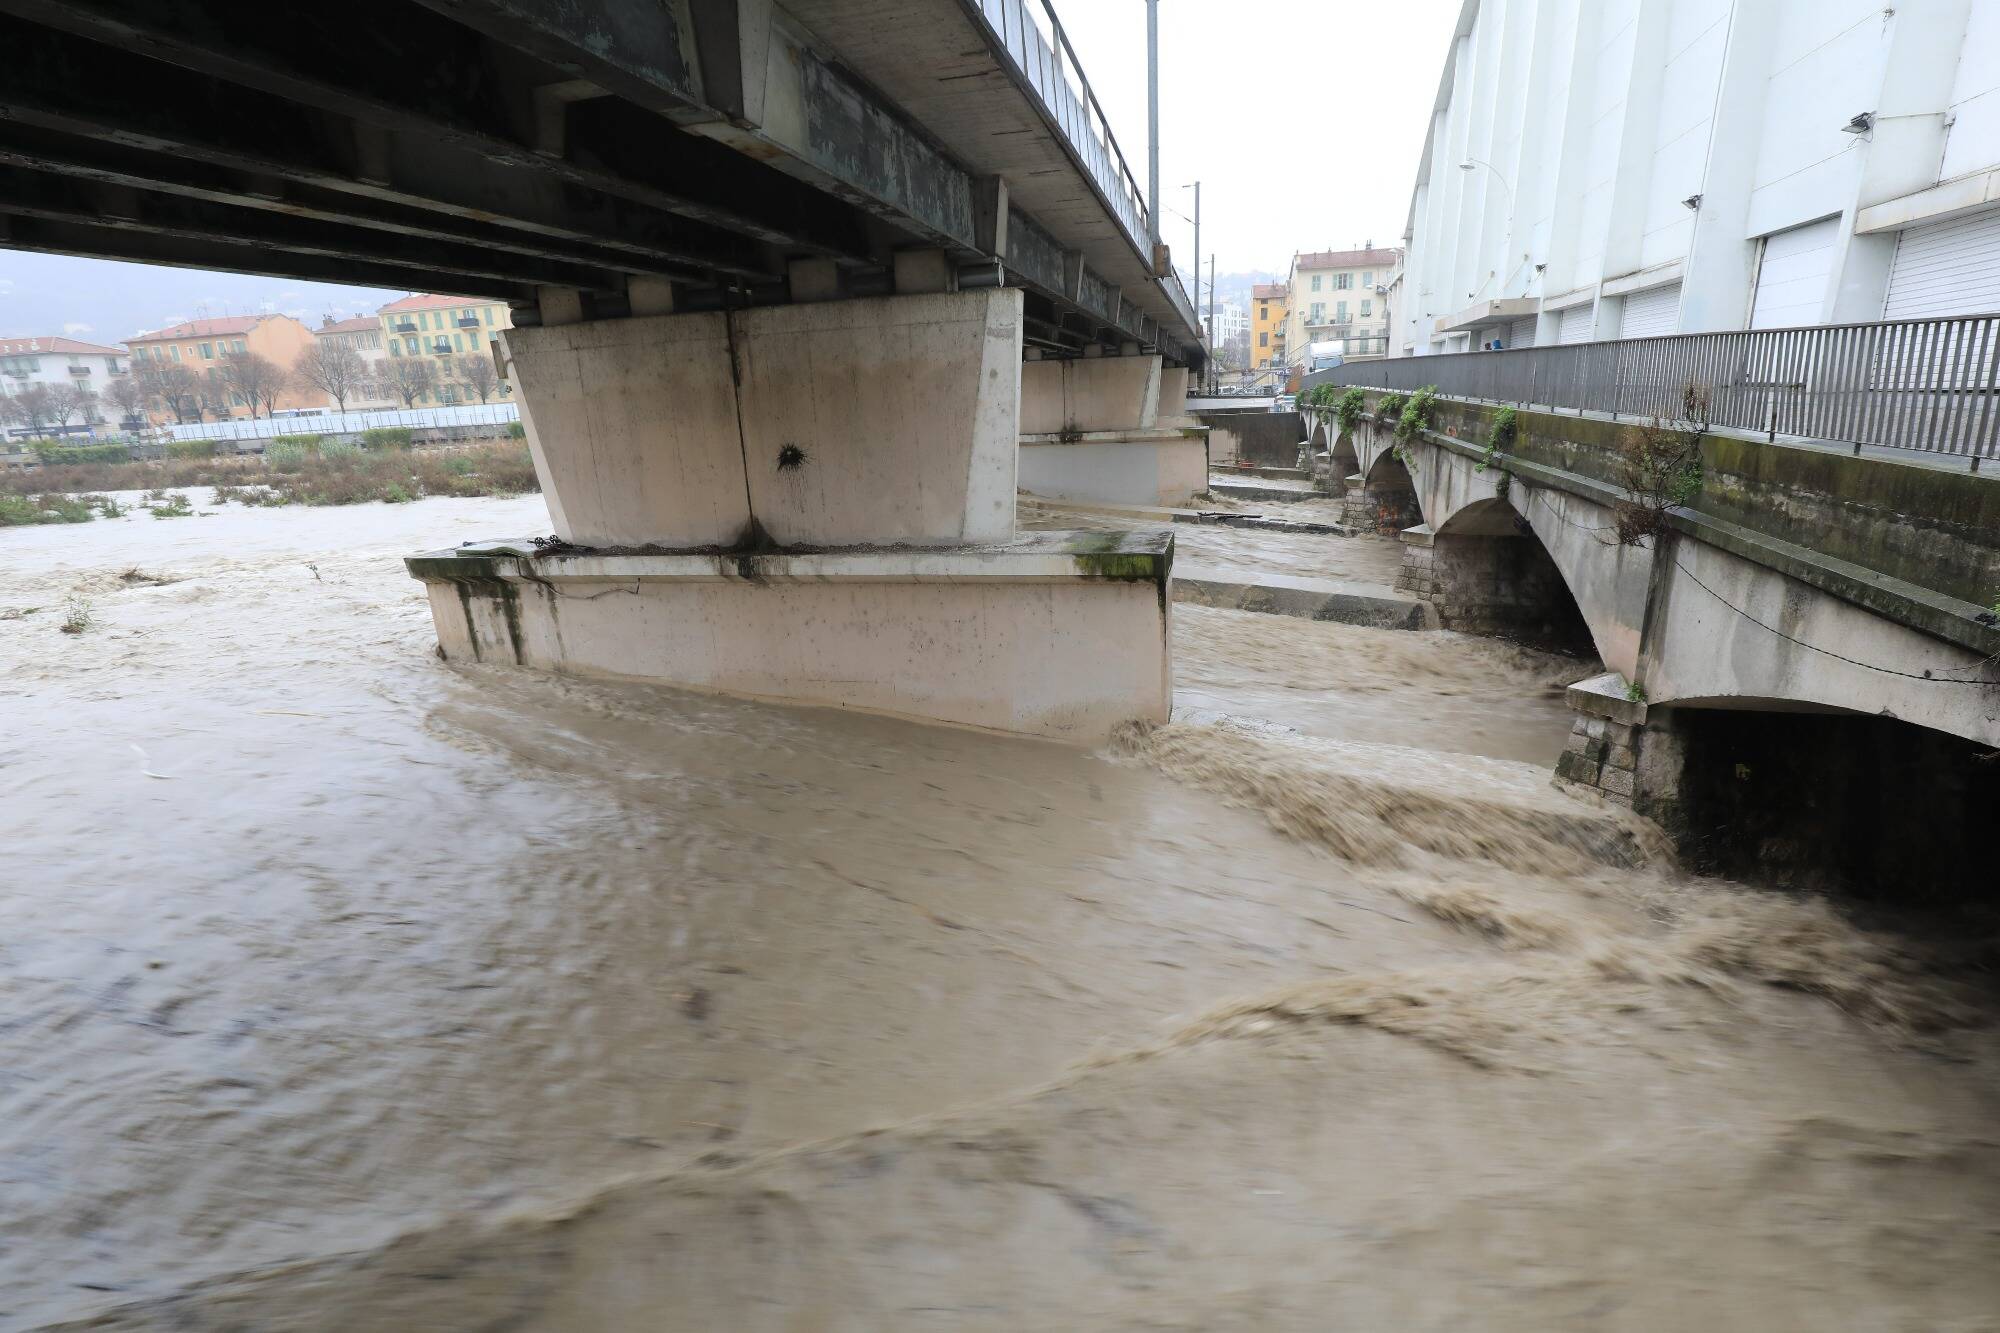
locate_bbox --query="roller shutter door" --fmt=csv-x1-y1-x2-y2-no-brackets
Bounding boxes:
1619,282,1681,338
1507,316,1538,348
1556,305,1594,343
1883,207,2000,319
1750,217,1840,329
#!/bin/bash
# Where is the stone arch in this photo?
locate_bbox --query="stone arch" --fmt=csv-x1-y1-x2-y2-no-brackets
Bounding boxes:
1309,420,1328,453
1354,446,1423,535
1327,425,1360,486
1403,495,1595,656
1640,699,1999,901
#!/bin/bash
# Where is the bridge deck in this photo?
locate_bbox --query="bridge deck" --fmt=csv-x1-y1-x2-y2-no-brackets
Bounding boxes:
0,0,1201,359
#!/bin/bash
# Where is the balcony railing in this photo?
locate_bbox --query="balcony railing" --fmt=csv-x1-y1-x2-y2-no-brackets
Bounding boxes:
1311,316,2000,462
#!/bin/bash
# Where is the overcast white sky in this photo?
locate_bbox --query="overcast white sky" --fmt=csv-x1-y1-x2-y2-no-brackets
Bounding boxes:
1050,0,1462,286
0,0,1461,336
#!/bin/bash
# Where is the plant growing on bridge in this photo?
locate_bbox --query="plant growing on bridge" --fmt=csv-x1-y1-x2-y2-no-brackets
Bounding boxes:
1394,385,1438,442
1374,391,1407,438
1611,379,1711,547
1478,406,1518,473
1335,387,1367,435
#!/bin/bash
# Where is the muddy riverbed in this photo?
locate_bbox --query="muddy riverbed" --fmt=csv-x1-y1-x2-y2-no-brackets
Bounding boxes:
4,492,1997,1330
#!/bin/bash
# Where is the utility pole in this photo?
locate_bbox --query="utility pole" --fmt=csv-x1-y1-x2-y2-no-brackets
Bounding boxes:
1208,254,1217,393
1146,0,1160,249
1184,180,1201,328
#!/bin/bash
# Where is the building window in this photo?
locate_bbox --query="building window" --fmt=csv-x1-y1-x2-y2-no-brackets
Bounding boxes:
1362,271,1373,286
234,339,246,354
170,345,180,360
200,342,213,359
389,342,401,358
1309,302,1323,322
1361,299,1372,318
1259,332,1268,347
1310,275,1322,292
1337,301,1348,322
1335,273,1352,290
484,308,494,326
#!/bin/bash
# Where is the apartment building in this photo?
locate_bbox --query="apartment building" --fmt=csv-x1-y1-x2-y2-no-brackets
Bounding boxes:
1282,246,1401,367
124,314,317,422
1251,283,1288,369
1400,0,2000,354
377,294,514,405
0,336,129,424
313,314,398,410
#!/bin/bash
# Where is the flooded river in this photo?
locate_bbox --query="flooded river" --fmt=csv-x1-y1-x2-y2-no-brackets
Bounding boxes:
4,492,1997,1330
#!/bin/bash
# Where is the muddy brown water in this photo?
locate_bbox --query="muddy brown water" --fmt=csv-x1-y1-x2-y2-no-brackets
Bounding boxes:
3,491,1997,1330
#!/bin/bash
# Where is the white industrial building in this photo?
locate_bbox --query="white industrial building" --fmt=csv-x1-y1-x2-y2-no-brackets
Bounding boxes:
1399,0,2000,355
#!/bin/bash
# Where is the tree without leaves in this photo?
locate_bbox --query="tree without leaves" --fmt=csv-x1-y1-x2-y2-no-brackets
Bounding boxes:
46,382,97,427
2,384,58,433
293,340,370,414
134,360,203,424
453,352,499,404
219,351,286,418
196,368,234,422
102,376,147,425
377,355,436,408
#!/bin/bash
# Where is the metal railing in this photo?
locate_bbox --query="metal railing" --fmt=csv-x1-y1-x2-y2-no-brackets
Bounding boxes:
1310,316,2000,462
163,402,520,443
965,0,1199,334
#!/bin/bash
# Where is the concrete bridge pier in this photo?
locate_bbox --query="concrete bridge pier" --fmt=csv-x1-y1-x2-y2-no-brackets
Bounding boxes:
1016,353,1208,507
405,286,1173,741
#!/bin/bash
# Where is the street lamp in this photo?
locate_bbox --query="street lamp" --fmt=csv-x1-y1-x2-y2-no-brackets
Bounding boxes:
1457,158,1515,210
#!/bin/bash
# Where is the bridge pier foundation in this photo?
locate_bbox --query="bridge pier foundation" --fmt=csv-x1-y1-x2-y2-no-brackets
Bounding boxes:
405,288,1173,741
1016,355,1208,507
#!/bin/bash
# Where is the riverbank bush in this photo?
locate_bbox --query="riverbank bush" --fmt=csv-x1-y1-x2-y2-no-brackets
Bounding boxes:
0,441,541,515
0,493,100,525
32,442,131,466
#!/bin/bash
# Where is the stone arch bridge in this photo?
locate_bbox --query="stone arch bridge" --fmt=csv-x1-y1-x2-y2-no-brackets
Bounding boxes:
1300,392,1999,889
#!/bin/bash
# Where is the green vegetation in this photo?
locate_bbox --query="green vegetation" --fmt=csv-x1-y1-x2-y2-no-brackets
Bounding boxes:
1334,387,1368,435
1395,385,1438,442
1375,391,1408,432
1626,680,1648,704
164,439,220,459
264,438,315,470
0,493,96,525
362,427,414,450
60,595,93,635
32,441,132,466
1479,405,1518,473
148,492,195,518
506,421,527,440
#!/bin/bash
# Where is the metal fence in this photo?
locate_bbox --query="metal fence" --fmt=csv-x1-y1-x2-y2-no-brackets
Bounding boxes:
1310,315,2000,461
164,402,520,444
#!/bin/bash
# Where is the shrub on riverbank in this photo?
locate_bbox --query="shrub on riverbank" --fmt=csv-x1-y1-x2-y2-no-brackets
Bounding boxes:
0,441,540,514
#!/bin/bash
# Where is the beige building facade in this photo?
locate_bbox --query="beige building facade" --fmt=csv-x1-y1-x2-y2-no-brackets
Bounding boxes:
1283,246,1401,366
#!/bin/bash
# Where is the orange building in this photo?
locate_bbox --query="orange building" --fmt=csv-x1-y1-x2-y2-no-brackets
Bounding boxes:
1251,283,1288,370
124,314,318,423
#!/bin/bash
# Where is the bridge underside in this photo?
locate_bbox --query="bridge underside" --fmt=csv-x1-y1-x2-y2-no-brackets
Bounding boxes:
1,0,1209,738
0,0,1201,361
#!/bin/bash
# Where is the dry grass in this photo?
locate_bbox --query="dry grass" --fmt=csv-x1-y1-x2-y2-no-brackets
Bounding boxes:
1,441,540,509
